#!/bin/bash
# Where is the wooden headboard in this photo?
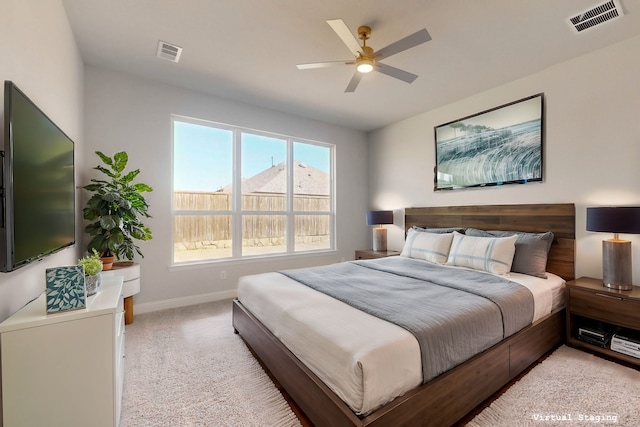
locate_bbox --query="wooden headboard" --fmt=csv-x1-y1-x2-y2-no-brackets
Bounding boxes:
405,203,576,281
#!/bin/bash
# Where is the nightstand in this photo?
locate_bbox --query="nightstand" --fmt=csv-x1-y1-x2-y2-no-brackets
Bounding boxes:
565,276,640,367
355,249,401,260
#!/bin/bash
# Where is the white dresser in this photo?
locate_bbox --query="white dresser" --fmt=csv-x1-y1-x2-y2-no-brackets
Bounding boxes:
0,276,125,427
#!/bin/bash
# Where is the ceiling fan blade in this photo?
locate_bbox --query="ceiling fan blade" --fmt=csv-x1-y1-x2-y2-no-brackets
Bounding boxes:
375,63,419,84
374,28,431,61
296,60,354,70
327,19,362,56
345,72,362,93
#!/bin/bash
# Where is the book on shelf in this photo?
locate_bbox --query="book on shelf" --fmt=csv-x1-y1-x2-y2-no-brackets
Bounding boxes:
576,323,611,347
611,332,640,358
611,341,640,359
576,333,610,348
612,330,640,345
578,326,608,341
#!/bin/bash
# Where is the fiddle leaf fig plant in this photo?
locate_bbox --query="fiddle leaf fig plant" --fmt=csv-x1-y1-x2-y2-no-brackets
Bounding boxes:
83,151,153,260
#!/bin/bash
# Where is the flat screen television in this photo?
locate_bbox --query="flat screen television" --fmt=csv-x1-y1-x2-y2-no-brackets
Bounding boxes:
434,93,544,191
1,81,75,272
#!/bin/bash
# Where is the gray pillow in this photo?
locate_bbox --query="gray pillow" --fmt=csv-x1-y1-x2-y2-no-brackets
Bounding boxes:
411,226,465,234
464,228,554,278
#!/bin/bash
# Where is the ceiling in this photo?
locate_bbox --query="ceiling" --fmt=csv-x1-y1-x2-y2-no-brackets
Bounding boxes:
61,0,640,132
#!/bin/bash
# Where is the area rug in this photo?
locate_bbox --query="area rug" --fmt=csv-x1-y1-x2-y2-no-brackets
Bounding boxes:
121,301,640,427
120,300,301,427
468,345,640,427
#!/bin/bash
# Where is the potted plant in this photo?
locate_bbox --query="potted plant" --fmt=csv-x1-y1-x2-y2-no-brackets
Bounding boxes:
78,249,103,296
83,151,153,270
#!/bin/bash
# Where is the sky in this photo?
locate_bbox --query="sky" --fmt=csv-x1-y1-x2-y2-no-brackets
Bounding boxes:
173,120,330,192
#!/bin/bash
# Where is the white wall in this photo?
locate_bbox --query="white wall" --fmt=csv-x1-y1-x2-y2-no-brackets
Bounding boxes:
368,35,640,283
83,66,369,311
0,0,84,322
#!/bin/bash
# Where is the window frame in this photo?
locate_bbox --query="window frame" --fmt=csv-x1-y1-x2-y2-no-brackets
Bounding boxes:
171,115,336,266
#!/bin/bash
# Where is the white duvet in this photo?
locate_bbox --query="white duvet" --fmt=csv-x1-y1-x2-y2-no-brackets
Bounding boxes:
237,261,564,415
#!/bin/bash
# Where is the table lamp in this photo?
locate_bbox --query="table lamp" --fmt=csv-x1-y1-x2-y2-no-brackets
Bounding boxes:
586,206,640,290
366,210,393,252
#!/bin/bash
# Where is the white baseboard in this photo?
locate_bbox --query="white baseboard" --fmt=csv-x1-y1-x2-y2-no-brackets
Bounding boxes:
133,289,238,315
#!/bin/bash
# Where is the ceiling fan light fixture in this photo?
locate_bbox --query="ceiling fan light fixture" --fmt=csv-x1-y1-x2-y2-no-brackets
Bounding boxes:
357,57,374,73
296,19,431,92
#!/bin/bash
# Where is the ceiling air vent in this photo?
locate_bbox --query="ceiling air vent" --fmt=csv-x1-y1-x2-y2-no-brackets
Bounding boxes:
157,41,182,63
568,0,624,33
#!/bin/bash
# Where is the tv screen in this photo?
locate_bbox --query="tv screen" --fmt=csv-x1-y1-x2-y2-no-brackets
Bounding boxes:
434,93,544,191
1,81,75,272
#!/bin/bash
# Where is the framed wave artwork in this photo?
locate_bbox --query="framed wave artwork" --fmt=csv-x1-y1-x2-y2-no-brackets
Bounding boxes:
434,93,544,191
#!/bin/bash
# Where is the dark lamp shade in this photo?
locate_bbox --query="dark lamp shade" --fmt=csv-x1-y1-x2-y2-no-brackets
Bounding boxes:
586,207,640,234
366,210,393,226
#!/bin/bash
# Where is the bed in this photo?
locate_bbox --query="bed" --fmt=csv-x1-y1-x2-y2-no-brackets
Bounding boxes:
233,203,575,426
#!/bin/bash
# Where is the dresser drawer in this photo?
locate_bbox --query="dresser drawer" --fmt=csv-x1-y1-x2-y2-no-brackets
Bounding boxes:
569,288,640,329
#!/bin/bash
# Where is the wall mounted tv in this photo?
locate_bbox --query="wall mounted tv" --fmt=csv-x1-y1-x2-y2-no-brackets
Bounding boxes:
1,81,75,272
434,93,544,191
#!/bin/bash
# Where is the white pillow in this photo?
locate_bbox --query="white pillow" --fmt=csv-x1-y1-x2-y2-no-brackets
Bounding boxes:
400,229,454,264
446,231,517,275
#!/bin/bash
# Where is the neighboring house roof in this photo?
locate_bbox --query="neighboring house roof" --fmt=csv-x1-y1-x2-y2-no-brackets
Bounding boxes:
221,160,329,196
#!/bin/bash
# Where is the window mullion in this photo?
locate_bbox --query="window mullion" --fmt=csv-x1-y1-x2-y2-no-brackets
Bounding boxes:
232,129,242,258
286,139,295,253
330,145,336,250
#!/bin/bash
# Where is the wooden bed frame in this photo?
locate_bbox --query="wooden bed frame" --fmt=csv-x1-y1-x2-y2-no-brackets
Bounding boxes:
233,203,575,426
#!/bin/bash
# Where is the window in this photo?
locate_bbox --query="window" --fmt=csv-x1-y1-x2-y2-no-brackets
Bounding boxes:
172,116,334,264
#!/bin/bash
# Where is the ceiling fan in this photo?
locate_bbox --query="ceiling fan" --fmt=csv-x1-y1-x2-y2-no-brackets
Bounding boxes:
296,19,432,92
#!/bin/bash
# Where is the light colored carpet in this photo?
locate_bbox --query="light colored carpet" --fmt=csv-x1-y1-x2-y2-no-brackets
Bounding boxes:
469,345,640,427
121,301,640,427
120,300,301,427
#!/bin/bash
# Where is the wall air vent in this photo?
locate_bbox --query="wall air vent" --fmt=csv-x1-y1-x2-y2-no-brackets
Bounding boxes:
157,41,183,63
568,0,624,33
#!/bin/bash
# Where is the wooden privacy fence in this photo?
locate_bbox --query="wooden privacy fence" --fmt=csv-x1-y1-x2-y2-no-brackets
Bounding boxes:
174,192,330,247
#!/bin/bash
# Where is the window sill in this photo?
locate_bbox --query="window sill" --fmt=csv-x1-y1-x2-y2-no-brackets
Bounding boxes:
168,249,339,272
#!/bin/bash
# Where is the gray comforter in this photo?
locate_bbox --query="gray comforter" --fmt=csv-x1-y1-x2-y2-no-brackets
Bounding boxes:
280,256,534,382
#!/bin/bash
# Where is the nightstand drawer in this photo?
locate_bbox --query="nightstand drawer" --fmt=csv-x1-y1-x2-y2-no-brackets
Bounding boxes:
569,288,640,329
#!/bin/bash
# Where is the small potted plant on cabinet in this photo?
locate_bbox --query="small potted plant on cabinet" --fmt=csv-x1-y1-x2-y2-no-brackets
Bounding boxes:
78,249,103,296
83,151,153,269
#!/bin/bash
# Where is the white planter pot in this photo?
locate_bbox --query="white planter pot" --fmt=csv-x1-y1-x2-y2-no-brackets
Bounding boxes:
86,273,102,296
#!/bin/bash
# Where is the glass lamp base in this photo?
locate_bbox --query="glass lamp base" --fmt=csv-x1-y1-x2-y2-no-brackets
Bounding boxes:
602,239,633,291
373,227,387,252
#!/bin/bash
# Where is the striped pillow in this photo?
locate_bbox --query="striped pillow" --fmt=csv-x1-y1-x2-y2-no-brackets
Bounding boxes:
464,228,554,278
400,228,454,264
446,231,517,274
